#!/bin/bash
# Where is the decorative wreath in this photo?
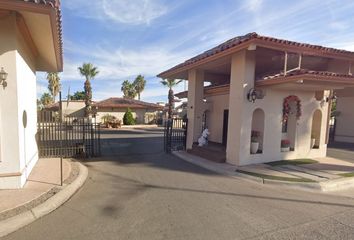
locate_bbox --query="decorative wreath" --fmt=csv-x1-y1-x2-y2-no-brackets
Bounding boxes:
283,95,302,122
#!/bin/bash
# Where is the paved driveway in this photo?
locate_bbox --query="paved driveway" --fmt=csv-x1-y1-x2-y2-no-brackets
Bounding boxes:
3,128,354,240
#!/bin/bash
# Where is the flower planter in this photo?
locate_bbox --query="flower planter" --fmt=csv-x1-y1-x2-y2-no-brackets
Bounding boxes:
281,147,290,152
251,142,259,154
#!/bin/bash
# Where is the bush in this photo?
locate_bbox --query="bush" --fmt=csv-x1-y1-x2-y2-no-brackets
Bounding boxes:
123,108,135,125
102,114,115,124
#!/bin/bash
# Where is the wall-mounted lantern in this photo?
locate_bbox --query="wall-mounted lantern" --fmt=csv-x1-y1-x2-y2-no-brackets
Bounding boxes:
0,67,8,89
247,88,264,103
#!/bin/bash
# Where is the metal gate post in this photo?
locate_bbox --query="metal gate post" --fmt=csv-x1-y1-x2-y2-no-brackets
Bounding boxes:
184,119,188,150
59,92,63,186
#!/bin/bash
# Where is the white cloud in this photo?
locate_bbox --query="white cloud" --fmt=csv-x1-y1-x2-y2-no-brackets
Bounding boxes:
102,0,167,24
245,0,263,12
63,0,168,25
329,21,349,30
62,42,190,82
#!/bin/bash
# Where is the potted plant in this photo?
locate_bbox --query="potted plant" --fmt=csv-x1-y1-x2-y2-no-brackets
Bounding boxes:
281,139,290,152
250,130,260,154
311,134,316,149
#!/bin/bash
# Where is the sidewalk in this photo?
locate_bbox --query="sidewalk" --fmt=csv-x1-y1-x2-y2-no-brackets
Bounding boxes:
173,151,354,192
0,158,71,216
0,158,88,237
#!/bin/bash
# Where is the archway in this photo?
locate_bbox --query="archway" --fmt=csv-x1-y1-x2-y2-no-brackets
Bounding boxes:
251,108,265,154
311,109,322,149
282,95,302,151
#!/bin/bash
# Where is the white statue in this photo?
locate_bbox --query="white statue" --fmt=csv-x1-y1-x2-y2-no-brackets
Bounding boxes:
198,128,210,147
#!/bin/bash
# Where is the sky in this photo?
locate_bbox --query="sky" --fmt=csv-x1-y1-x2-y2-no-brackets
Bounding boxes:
37,0,354,103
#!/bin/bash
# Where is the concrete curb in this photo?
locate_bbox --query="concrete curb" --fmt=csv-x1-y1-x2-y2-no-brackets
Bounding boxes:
0,162,88,238
173,151,263,184
173,151,354,192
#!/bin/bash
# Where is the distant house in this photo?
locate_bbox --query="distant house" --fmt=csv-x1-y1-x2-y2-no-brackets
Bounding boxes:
44,98,164,124
45,100,87,118
96,98,164,124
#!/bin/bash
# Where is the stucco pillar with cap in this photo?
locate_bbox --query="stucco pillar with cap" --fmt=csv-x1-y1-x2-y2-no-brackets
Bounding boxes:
226,50,256,165
186,69,204,149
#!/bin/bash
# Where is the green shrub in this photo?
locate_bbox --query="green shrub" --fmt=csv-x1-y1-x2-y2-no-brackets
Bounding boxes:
123,108,135,125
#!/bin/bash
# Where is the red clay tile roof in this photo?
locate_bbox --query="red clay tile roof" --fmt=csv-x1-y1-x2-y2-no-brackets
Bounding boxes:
23,0,58,8
256,69,354,87
260,69,354,81
96,98,164,110
18,0,63,70
158,32,354,78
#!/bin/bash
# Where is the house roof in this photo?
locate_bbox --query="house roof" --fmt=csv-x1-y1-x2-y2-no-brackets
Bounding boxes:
158,32,354,79
21,0,59,8
175,68,354,96
260,69,354,80
96,98,164,110
26,0,63,70
256,69,354,87
1,0,63,71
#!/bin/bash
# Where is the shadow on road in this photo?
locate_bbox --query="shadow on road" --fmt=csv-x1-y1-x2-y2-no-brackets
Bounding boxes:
84,128,219,176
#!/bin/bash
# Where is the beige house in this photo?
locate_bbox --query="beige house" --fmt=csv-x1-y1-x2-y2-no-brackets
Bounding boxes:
333,87,354,143
95,98,163,124
159,32,354,166
0,0,62,188
45,98,164,124
45,100,87,117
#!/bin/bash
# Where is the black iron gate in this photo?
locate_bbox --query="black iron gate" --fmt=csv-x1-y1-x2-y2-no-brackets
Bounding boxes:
37,111,101,158
164,118,188,153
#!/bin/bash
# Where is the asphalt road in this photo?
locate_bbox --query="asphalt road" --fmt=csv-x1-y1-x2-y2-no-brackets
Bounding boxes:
3,128,354,240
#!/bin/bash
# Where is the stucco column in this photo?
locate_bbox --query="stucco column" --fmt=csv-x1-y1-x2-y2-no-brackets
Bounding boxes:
0,15,20,167
0,13,38,188
226,50,256,165
186,69,204,149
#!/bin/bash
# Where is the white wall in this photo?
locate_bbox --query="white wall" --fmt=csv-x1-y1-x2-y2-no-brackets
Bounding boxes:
0,13,38,189
16,24,38,184
238,89,328,165
335,96,354,143
205,94,229,143
62,101,86,117
221,50,329,166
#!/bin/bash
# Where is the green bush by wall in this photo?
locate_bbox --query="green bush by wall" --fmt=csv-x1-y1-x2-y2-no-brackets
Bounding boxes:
123,108,135,125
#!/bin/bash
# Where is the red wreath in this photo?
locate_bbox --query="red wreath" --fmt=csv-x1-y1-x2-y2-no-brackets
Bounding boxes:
283,95,302,122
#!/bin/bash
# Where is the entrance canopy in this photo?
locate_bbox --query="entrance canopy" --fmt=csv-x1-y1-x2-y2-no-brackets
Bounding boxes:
159,32,354,95
0,0,63,71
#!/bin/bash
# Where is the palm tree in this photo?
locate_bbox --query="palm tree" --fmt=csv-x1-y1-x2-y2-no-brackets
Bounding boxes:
47,72,61,102
70,91,86,100
133,75,146,100
40,92,54,106
121,80,137,99
160,78,182,119
78,63,99,116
